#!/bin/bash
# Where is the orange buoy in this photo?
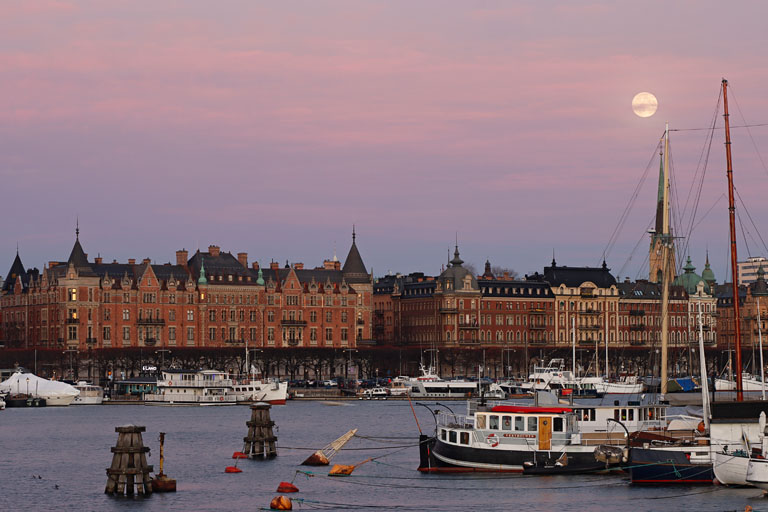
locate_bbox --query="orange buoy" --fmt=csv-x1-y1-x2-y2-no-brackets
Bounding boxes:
225,466,243,473
269,495,293,510
328,464,355,476
232,451,248,459
277,482,299,493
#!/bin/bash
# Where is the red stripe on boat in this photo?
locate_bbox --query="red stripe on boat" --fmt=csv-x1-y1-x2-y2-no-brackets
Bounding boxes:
490,406,573,414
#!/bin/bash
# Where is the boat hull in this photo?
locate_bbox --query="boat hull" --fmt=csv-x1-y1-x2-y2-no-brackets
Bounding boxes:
418,435,606,474
713,450,750,486
629,448,713,485
747,458,768,490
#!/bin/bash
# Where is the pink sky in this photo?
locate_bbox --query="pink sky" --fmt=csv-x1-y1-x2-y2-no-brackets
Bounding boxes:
2,1,768,281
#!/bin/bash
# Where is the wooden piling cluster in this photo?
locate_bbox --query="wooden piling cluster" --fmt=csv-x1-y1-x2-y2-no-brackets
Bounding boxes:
242,403,277,458
105,425,154,495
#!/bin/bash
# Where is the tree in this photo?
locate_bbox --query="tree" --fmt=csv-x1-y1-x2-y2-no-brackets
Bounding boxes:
491,266,518,279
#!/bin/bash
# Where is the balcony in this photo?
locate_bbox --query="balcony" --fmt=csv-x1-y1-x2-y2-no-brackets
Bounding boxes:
530,338,547,345
280,319,307,326
458,339,479,345
357,319,365,325
85,337,98,345
143,338,157,347
578,325,600,330
286,339,300,346
439,307,458,313
529,309,546,315
458,323,480,330
580,309,601,315
66,318,79,324
529,325,547,330
629,310,646,316
629,325,646,331
137,318,165,325
629,339,645,346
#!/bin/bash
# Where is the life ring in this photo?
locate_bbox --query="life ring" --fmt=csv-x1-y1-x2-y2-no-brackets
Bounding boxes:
219,396,224,401
486,433,499,448
168,381,172,386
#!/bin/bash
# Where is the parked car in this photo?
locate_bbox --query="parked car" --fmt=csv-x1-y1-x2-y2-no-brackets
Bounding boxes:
322,379,339,388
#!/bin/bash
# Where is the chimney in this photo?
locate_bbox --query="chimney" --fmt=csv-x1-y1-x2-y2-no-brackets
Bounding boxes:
252,261,260,270
503,272,509,279
270,261,279,270
49,261,58,268
294,262,304,270
334,261,341,270
95,257,103,265
238,252,248,268
176,249,188,266
208,245,220,257
128,258,136,265
323,259,335,270
142,258,151,265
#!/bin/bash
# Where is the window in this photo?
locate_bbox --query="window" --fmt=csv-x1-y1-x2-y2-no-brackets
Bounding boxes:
268,295,275,305
553,417,564,432
476,415,486,429
186,327,194,341
502,416,512,431
528,417,537,431
341,328,348,341
326,311,332,322
103,326,111,341
209,310,216,321
515,416,524,431
209,327,216,341
250,328,256,341
68,326,77,340
341,311,348,322
250,311,256,322
324,296,332,306
310,311,317,322
122,309,130,321
325,328,333,342
169,310,175,321
310,328,317,342
267,327,275,342
187,310,194,321
68,288,77,301
268,311,275,322
489,415,499,430
169,294,176,304
460,432,470,445
169,327,176,341
287,295,298,306
123,327,131,341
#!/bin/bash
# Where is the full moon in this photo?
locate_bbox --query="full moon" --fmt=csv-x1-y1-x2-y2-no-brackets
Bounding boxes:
632,92,658,118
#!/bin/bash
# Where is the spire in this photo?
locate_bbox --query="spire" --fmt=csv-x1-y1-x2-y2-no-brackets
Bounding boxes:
197,257,207,285
551,249,556,268
450,245,464,267
256,267,265,286
753,265,768,297
67,230,90,269
2,251,27,293
76,217,80,240
342,227,369,283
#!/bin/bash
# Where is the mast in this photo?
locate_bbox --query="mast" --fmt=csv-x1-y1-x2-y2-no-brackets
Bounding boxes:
697,300,710,431
660,123,672,396
759,296,765,401
723,78,744,401
572,316,576,378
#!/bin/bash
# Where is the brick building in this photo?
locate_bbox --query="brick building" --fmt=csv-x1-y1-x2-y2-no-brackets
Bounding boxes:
0,229,372,352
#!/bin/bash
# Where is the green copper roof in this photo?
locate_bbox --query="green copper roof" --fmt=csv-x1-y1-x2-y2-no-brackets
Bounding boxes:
256,267,265,286
672,256,709,294
197,257,207,285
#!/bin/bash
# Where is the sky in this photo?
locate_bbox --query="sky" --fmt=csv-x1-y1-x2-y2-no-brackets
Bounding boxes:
2,1,768,282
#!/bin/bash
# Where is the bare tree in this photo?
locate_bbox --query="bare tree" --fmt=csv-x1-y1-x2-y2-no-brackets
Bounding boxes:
491,266,518,279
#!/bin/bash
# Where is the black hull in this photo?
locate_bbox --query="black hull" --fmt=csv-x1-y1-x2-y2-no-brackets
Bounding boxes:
628,448,713,485
4,396,47,407
418,435,608,474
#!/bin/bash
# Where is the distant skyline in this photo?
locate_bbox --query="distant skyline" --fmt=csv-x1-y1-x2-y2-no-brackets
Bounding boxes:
2,1,768,282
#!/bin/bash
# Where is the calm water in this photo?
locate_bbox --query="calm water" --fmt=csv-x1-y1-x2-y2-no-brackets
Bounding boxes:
1,400,767,511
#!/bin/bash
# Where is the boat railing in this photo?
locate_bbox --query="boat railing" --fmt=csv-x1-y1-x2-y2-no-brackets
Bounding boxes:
437,411,473,429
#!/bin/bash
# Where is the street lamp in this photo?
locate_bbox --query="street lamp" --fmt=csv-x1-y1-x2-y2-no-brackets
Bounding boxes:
63,349,79,381
344,348,357,386
502,348,516,380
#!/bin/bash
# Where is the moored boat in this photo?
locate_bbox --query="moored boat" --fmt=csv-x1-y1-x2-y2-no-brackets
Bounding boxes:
72,381,104,405
145,369,237,405
0,371,78,406
231,378,288,405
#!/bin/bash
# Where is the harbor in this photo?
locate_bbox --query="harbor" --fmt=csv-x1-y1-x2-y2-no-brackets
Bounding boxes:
2,398,766,512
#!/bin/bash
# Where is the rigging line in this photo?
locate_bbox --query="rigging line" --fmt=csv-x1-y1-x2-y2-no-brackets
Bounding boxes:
728,84,768,179
601,138,662,262
736,210,753,259
669,122,768,131
734,185,768,257
616,213,654,280
689,193,726,237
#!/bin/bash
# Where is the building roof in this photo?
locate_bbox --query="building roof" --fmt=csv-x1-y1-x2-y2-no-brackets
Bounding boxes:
2,252,27,293
438,246,478,293
542,260,617,289
341,228,369,284
672,256,709,295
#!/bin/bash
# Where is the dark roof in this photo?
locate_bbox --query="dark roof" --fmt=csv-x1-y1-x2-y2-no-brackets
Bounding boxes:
2,252,27,292
479,279,553,298
188,250,258,285
342,231,369,284
542,261,617,288
617,280,661,299
67,238,90,269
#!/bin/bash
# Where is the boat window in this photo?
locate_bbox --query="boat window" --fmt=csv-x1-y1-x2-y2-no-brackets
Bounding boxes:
489,415,499,430
588,409,596,421
614,409,619,421
502,416,512,431
553,417,564,432
441,429,447,441
628,409,634,421
528,417,537,431
449,431,457,443
515,416,525,431
460,432,470,445
476,415,486,429
621,409,627,421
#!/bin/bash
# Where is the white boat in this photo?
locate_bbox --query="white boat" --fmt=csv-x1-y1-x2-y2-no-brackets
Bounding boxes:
406,366,478,399
746,457,768,490
579,375,644,395
145,369,238,405
715,373,768,392
231,378,288,405
0,371,79,406
389,377,410,396
0,395,5,410
359,387,389,400
72,381,104,405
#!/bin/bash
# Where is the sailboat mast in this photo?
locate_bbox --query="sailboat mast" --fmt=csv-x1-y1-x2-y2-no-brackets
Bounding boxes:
723,78,744,401
660,123,671,396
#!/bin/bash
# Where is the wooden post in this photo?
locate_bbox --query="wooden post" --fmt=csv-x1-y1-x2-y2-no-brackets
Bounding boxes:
105,425,154,495
242,403,277,458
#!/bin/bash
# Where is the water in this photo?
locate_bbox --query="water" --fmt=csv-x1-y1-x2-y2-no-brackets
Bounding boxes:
1,401,767,511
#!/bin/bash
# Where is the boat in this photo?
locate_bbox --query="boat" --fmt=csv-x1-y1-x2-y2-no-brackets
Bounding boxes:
0,371,78,406
231,378,288,405
405,365,479,399
72,381,104,405
627,447,713,484
418,402,624,473
389,377,411,396
0,395,5,410
359,387,389,400
144,369,238,405
578,375,644,395
715,373,768,392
